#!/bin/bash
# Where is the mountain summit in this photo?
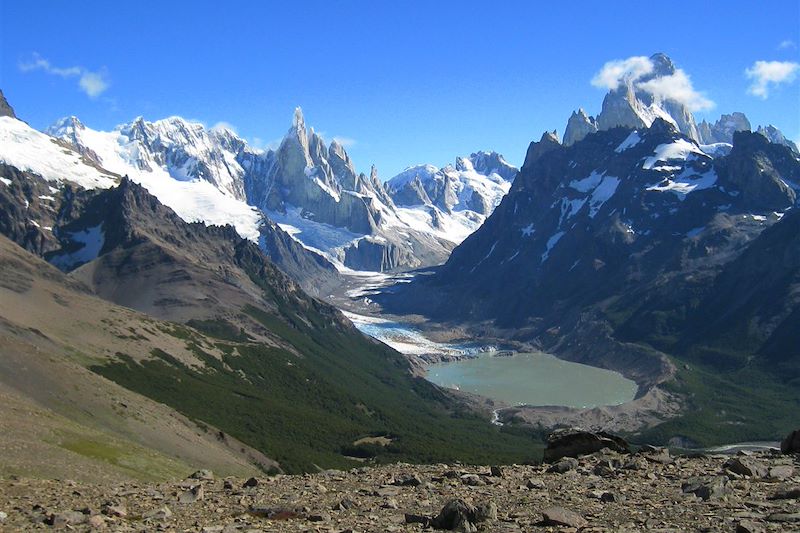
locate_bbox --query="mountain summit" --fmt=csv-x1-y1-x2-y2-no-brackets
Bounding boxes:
563,53,797,153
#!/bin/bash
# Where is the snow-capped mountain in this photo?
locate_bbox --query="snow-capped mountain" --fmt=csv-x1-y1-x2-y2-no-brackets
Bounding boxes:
563,53,798,154
46,115,263,241
383,118,800,364
0,110,339,295
387,152,516,215
46,108,477,272
383,151,517,246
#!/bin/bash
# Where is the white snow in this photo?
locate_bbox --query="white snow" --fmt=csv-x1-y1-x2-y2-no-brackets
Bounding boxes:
700,143,733,158
470,241,498,273
0,177,11,186
49,223,105,270
569,170,605,192
588,176,621,218
615,131,642,153
541,231,565,263
0,117,117,190
642,139,706,170
567,171,620,218
38,195,56,201
46,118,262,241
646,168,718,199
266,205,361,268
393,205,483,245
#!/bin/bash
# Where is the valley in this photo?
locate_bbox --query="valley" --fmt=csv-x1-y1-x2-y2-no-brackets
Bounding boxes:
1,45,799,485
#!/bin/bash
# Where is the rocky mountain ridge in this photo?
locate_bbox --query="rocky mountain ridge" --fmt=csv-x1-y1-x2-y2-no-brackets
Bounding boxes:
380,115,800,445
563,53,798,154
45,108,515,272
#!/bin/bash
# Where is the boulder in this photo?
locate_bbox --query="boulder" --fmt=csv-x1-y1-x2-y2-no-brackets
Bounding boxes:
682,476,731,501
547,457,579,474
178,485,204,504
724,457,769,478
541,506,588,528
781,429,800,454
543,428,630,462
189,469,214,481
430,499,477,531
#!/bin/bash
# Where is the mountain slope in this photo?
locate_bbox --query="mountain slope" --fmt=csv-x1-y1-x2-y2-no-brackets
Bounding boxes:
0,123,541,472
0,233,279,482
381,119,800,444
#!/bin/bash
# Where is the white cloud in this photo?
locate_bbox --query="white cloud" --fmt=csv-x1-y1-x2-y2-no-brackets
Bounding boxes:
637,70,715,111
211,121,238,134
19,52,109,98
78,72,109,98
778,39,797,50
332,136,357,148
745,60,800,98
591,55,714,111
591,56,654,90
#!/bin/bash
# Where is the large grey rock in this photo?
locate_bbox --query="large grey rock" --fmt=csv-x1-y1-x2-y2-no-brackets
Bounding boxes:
781,429,800,454
682,476,731,500
543,428,630,462
724,457,768,478
541,506,588,528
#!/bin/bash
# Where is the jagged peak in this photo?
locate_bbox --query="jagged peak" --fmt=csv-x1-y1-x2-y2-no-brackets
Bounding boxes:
523,130,562,169
541,129,560,144
648,52,676,77
48,115,85,135
292,107,306,131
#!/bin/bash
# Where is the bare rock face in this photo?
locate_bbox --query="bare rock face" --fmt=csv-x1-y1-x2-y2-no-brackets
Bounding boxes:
0,89,16,118
522,130,561,168
757,124,800,154
592,53,701,143
698,112,752,144
563,108,598,146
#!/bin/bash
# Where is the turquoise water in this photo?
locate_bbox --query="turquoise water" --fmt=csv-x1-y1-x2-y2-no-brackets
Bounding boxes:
426,352,638,408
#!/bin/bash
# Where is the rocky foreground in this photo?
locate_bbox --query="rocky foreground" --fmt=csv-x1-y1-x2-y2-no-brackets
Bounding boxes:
1,441,799,532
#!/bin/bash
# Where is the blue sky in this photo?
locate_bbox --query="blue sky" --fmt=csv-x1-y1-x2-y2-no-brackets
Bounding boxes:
2,1,799,178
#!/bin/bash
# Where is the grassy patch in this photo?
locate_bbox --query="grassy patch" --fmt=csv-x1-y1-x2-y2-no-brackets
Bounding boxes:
58,433,186,480
92,309,542,473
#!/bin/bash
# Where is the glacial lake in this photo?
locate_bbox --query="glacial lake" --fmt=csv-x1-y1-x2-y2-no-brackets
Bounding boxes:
426,352,638,408
344,311,638,409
